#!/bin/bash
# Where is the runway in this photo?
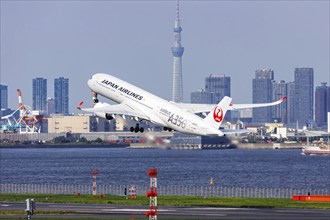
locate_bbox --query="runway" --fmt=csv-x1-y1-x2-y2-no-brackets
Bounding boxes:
1,202,330,219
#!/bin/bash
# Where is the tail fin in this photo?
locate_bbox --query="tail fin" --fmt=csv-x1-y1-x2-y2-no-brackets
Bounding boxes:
203,96,232,129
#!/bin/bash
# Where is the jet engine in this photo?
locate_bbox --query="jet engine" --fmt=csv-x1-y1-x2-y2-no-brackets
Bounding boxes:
94,112,114,121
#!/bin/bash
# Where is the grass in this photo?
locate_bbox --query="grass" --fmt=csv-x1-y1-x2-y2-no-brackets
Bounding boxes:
1,193,329,210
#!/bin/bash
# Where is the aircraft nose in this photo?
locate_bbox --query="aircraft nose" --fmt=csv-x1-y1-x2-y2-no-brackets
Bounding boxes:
87,77,94,89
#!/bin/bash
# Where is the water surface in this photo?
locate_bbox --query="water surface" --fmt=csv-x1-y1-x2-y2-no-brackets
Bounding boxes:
1,147,329,189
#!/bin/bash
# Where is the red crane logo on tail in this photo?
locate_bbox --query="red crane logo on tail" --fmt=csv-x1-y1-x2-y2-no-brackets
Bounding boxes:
213,106,223,123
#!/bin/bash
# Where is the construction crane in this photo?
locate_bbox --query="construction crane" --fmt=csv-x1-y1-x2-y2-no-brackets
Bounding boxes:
1,89,47,133
17,89,47,133
1,108,21,133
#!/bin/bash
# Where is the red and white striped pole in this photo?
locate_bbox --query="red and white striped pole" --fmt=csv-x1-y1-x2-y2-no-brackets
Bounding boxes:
90,169,99,197
146,168,157,220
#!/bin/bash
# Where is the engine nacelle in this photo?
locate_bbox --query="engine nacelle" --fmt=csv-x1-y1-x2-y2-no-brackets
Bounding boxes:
93,102,114,120
94,112,114,120
105,113,114,120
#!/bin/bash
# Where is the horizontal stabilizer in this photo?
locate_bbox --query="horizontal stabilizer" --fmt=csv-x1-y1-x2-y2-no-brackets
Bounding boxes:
221,129,252,135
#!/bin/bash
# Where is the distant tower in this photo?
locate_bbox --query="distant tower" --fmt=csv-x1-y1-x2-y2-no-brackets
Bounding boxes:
294,68,314,127
315,82,330,128
204,74,231,120
286,82,295,125
0,84,8,110
54,77,69,114
171,0,184,103
32,78,47,111
272,80,287,123
46,98,55,116
252,69,274,123
205,74,231,104
190,89,212,104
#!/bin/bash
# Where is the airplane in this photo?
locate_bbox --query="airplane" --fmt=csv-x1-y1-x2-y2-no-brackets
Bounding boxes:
78,73,286,136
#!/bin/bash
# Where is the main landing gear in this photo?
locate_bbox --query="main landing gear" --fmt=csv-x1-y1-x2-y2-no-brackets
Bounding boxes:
130,123,144,133
163,127,173,132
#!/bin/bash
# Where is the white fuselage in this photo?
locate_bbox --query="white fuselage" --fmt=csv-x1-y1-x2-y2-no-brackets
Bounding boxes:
88,73,223,136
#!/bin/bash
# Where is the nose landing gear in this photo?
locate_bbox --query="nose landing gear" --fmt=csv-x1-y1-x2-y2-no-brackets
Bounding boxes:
92,91,99,104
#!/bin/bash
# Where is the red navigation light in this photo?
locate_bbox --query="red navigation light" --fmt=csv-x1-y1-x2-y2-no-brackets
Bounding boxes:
148,168,157,177
90,169,99,175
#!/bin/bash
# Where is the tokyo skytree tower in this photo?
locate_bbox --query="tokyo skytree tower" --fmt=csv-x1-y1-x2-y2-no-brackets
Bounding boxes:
171,0,184,103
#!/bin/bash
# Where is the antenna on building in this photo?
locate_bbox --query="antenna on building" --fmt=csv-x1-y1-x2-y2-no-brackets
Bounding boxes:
176,0,180,19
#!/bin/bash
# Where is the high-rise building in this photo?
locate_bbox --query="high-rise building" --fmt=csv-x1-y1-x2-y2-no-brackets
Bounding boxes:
190,89,212,104
32,78,47,111
315,82,330,128
46,98,56,116
294,68,314,127
286,82,295,125
54,77,69,114
252,69,274,123
0,84,8,110
171,0,184,103
272,80,287,123
205,74,231,104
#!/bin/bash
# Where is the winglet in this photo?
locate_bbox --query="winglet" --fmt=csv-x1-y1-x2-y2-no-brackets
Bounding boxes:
77,101,84,110
281,96,287,102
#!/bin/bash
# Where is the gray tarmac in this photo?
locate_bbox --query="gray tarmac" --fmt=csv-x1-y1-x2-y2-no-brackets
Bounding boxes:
1,202,330,219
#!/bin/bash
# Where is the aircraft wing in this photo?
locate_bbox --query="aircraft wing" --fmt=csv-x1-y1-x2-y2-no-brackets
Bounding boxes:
230,96,287,110
78,101,150,121
173,96,286,114
169,101,215,114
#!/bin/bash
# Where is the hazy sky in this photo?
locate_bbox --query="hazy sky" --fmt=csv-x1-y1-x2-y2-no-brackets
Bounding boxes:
1,0,329,113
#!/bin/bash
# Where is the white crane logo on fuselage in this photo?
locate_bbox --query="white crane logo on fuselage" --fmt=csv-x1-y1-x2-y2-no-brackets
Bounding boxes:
213,106,223,123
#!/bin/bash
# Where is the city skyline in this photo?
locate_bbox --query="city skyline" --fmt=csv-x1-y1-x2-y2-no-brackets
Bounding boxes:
1,1,329,113
1,70,328,128
1,68,328,112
